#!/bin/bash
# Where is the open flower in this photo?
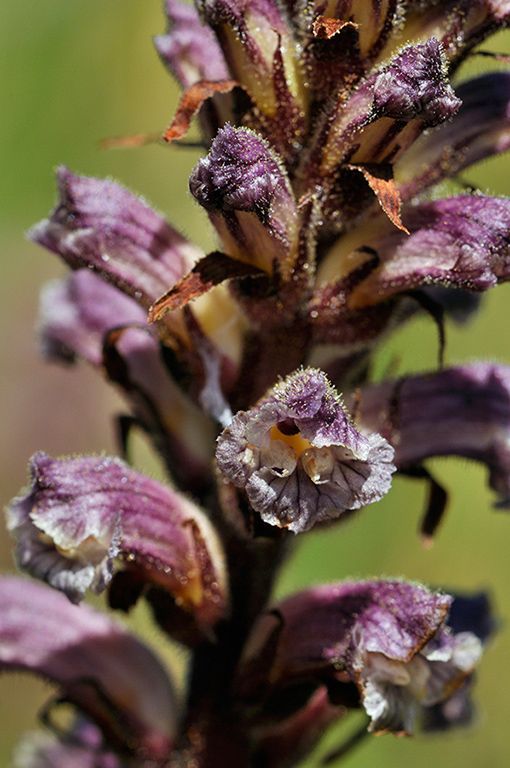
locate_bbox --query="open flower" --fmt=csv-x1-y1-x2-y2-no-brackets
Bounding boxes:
216,367,395,532
7,452,229,639
0,577,177,764
237,581,489,740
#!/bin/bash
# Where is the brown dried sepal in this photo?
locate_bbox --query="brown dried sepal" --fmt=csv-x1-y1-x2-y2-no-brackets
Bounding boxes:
347,163,409,234
163,79,240,143
148,252,262,323
98,132,164,150
312,16,358,40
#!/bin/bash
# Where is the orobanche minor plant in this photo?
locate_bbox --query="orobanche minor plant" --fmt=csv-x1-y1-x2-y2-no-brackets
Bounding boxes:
3,0,510,765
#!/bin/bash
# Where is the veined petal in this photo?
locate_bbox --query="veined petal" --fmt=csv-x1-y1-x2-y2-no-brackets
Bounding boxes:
317,195,510,305
6,453,228,630
189,125,299,279
0,577,176,760
28,167,202,311
155,0,229,87
38,269,147,367
216,368,395,532
353,363,510,505
238,580,486,735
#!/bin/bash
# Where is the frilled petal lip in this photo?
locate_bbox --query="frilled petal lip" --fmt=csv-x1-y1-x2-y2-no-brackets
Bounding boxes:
0,576,176,758
216,368,395,533
237,580,456,731
6,452,228,630
238,580,485,734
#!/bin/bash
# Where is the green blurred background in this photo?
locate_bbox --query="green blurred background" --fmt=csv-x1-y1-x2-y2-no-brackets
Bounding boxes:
2,1,510,765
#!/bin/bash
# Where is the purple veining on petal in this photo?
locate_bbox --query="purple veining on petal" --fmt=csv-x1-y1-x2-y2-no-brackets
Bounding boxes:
38,269,147,366
154,0,229,87
0,577,176,759
328,195,510,307
38,269,215,490
28,167,202,310
354,363,510,505
216,368,395,532
6,453,228,629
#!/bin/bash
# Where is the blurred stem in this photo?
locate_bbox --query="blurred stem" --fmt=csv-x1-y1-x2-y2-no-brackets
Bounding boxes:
173,533,288,766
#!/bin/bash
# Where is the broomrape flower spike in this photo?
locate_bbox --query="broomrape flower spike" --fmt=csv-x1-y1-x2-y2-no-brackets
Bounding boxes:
4,0,510,765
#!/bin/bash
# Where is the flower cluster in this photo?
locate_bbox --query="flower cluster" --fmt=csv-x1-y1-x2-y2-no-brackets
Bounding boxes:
3,0,510,766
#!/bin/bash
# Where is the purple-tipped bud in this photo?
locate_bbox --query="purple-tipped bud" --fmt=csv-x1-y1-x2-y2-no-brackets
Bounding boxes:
216,368,395,533
372,39,461,126
190,125,298,277
302,39,460,205
6,453,228,631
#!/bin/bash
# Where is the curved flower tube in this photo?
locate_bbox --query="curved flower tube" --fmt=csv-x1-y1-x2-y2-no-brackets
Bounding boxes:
6,453,228,634
237,581,488,737
0,577,176,762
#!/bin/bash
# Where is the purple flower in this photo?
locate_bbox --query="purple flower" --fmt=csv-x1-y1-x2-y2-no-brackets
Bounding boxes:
216,368,395,532
7,452,228,636
0,577,176,762
189,124,299,278
28,167,200,311
353,363,510,506
237,580,486,737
